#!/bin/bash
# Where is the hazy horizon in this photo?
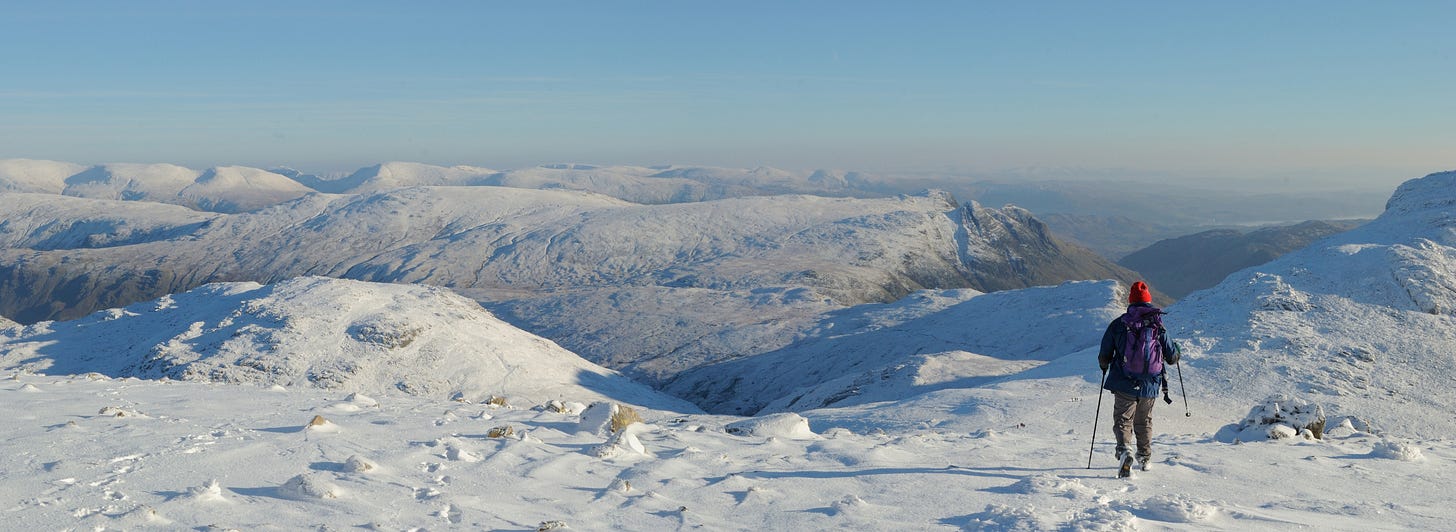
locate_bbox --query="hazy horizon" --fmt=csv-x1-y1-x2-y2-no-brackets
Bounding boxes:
2,2,1451,191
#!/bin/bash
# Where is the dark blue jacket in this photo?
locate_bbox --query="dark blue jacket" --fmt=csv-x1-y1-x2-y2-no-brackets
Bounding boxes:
1099,303,1179,398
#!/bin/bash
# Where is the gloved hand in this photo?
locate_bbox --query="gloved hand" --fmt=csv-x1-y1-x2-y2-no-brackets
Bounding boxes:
1099,364,1109,373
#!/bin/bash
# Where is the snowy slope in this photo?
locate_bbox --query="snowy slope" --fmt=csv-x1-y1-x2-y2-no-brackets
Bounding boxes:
0,172,1454,529
296,162,500,193
0,361,1447,529
0,277,696,412
0,159,314,213
650,165,812,192
480,285,845,384
484,164,709,204
0,267,1443,529
178,166,317,212
802,169,1456,441
1157,169,1456,439
62,162,199,201
0,186,1139,327
0,193,216,250
0,158,85,193
668,281,1124,415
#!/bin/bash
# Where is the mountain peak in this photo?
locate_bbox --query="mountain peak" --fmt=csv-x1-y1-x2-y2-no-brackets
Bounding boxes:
1385,169,1456,216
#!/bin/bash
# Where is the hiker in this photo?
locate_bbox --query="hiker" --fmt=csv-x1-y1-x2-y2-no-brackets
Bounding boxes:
1098,280,1180,474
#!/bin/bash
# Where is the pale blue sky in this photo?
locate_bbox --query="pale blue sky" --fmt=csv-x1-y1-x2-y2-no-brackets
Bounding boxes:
2,1,1452,185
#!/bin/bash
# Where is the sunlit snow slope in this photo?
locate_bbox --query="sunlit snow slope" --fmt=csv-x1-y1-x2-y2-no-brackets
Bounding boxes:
0,276,696,412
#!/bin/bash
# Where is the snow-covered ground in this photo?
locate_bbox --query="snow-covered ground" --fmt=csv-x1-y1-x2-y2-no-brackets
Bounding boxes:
0,277,693,413
0,368,1446,530
0,169,1454,529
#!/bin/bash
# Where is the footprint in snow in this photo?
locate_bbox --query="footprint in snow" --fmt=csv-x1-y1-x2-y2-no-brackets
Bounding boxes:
830,494,871,516
998,474,1097,499
1134,493,1221,523
181,480,227,503
440,503,462,524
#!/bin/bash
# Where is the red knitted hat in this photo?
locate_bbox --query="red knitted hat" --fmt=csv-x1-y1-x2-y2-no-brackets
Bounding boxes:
1128,281,1152,304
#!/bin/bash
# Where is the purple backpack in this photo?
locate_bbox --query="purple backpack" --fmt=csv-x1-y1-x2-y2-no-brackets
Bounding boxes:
1119,306,1165,378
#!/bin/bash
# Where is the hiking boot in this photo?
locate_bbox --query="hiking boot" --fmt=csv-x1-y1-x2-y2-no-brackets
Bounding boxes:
1114,448,1129,464
1117,453,1135,478
1138,458,1152,471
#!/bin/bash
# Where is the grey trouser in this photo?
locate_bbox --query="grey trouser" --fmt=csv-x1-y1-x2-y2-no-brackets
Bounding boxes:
1111,392,1156,460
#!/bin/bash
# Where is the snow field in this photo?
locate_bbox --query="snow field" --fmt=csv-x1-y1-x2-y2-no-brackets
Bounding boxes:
1,373,1448,530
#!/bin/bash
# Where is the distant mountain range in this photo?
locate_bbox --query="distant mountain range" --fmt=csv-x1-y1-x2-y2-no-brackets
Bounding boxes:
0,166,1451,530
1,159,1385,242
1,156,1389,271
0,157,1402,399
0,159,1148,391
0,186,1138,323
4,168,1449,429
1118,220,1366,299
0,159,312,213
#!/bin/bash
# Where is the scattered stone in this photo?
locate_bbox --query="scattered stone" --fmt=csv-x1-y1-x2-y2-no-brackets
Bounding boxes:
447,444,482,462
344,455,376,473
98,406,146,418
279,473,341,500
832,494,869,515
578,403,643,436
123,505,171,525
185,480,226,502
589,426,650,458
724,413,817,439
345,392,378,407
537,520,567,531
305,415,341,433
487,425,515,438
1372,439,1425,461
1223,395,1325,442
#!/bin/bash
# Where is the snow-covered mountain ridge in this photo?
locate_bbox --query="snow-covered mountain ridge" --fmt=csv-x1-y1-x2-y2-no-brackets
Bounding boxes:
738,169,1456,440
0,170,1453,529
0,159,864,209
0,185,1139,377
0,276,694,412
0,159,313,213
1154,169,1456,438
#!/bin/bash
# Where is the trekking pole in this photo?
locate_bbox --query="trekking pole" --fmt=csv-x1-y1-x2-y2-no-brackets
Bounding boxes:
1176,360,1190,417
1087,369,1108,468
